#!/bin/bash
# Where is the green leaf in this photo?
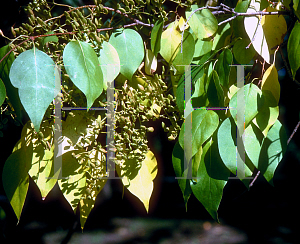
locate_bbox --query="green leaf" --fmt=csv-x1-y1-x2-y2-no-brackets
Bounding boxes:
99,41,120,90
176,57,211,114
207,70,224,107
193,39,213,60
0,78,6,106
258,120,287,186
215,48,233,89
109,29,144,80
253,90,279,137
179,109,219,159
58,150,87,211
232,0,251,39
217,117,254,187
172,31,195,74
9,47,60,132
212,22,231,51
233,38,256,65
185,6,218,40
79,149,107,229
41,31,59,48
0,45,24,121
2,144,33,221
63,40,103,109
229,83,264,134
287,21,300,79
191,138,229,221
244,122,264,168
172,141,192,206
151,19,164,56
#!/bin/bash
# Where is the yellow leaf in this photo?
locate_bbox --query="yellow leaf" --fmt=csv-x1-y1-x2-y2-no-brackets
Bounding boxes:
160,23,182,63
178,17,189,32
261,64,280,103
261,7,287,54
119,150,158,212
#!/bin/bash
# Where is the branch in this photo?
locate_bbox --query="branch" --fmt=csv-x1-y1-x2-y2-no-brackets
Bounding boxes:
287,121,300,145
180,3,290,53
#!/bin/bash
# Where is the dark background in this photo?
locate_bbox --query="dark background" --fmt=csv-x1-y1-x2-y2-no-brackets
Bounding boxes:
1,0,300,243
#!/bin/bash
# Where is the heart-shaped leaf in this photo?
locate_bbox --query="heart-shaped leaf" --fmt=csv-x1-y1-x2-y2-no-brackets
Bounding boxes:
9,47,60,131
63,40,104,109
109,29,144,80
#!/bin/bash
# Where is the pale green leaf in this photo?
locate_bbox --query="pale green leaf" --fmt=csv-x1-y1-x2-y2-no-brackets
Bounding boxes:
109,29,144,80
258,120,287,186
185,6,218,40
244,122,264,168
229,83,264,134
63,40,103,108
217,117,255,188
99,41,120,90
9,47,60,131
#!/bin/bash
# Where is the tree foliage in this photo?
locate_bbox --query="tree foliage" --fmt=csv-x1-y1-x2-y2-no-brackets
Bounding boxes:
0,0,297,229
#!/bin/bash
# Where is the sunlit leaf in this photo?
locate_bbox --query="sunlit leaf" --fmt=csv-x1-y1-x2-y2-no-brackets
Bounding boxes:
58,150,87,211
261,6,287,54
118,150,157,212
258,120,287,186
99,41,120,90
244,13,270,63
145,49,157,75
229,83,264,134
261,64,280,104
217,117,255,188
63,40,104,109
179,109,219,160
185,6,218,40
109,29,144,80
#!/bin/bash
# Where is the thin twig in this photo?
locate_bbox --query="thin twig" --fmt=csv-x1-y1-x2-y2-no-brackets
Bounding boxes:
249,170,260,188
287,121,300,145
180,3,290,53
